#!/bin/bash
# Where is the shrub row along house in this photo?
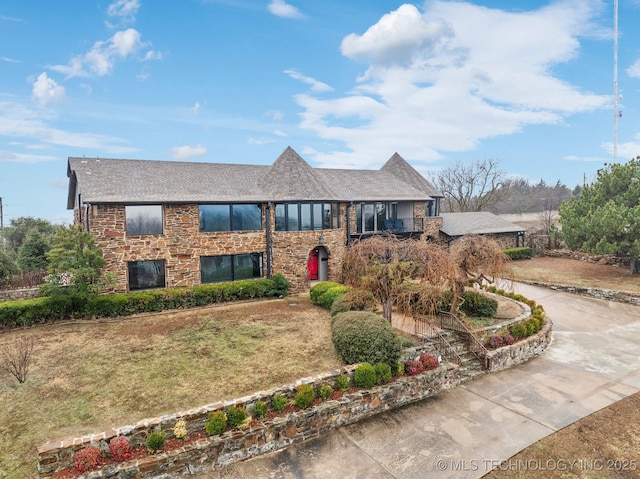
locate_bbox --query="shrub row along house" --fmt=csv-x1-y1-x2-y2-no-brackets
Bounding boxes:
66,146,521,293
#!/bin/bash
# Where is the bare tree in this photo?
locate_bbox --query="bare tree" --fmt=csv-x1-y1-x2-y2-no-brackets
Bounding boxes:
342,235,464,322
432,159,506,212
1,336,35,383
449,235,512,286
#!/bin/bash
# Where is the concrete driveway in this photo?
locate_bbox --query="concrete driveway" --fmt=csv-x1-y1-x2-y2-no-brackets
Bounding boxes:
207,284,640,479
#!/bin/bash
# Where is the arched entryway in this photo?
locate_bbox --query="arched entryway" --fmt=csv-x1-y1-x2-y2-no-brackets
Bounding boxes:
307,246,329,281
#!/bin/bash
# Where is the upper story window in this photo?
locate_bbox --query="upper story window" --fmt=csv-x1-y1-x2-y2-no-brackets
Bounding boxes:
125,205,163,236
426,198,440,217
199,204,262,232
355,202,397,233
275,202,340,232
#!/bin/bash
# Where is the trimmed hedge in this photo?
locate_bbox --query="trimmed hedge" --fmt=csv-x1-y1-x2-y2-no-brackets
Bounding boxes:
331,311,402,368
460,290,498,318
503,247,533,260
0,275,290,330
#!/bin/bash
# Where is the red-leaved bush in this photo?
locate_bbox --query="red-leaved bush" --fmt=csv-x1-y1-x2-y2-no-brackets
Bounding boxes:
109,436,133,463
405,360,425,376
74,446,102,473
488,335,504,349
502,334,515,345
419,353,438,371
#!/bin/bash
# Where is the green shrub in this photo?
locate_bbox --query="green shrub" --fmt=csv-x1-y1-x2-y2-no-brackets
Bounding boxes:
332,311,402,367
335,374,350,392
252,401,268,419
353,363,377,388
502,247,532,260
393,362,405,377
226,405,247,427
510,322,527,339
145,431,166,452
330,288,377,316
316,285,349,310
309,282,343,304
204,411,227,436
319,384,333,400
293,384,315,409
374,362,392,384
271,394,287,412
460,290,498,318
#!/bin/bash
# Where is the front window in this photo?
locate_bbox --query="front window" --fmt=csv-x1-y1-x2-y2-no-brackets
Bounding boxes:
128,260,165,290
355,202,398,233
201,253,263,283
200,204,262,232
275,202,340,231
126,205,163,235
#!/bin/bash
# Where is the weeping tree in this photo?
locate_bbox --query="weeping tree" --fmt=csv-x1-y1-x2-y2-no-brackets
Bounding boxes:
343,235,464,322
449,235,512,286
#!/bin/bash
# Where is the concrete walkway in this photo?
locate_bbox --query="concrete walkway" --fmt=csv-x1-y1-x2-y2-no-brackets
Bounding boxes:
207,284,640,479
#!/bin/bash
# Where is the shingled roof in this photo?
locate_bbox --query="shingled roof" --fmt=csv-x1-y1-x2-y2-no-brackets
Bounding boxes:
440,212,526,237
67,147,442,208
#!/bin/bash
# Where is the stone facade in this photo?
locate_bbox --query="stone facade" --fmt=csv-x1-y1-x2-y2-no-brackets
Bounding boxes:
0,287,40,302
80,201,440,293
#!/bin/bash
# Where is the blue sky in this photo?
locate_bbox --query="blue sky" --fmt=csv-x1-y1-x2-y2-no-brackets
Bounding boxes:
1,0,640,224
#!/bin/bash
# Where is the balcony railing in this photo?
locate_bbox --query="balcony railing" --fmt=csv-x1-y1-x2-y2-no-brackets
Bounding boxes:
350,216,424,239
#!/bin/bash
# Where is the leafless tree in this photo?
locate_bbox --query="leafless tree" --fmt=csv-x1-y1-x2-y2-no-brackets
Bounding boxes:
432,159,506,212
342,235,465,322
1,336,35,383
449,235,512,286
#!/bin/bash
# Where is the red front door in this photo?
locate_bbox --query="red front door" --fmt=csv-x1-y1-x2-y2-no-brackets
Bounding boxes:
307,249,319,280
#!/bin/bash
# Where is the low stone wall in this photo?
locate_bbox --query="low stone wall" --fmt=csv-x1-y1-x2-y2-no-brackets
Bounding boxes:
519,281,640,307
0,287,39,302
486,319,553,372
542,248,630,268
38,363,466,478
474,293,531,342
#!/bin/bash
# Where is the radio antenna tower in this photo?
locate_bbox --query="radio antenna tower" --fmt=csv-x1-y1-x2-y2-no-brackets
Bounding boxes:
613,0,619,162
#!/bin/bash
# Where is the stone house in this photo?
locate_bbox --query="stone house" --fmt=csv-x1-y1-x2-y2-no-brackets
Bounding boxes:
439,212,526,249
66,147,444,292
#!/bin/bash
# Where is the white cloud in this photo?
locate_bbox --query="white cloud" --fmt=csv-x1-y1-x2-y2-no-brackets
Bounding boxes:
267,0,304,19
264,109,283,121
248,138,276,145
193,102,201,114
273,129,288,137
563,155,609,162
170,144,208,160
31,73,66,106
1,56,20,63
293,1,610,169
143,50,163,61
284,69,333,92
0,100,133,152
0,150,58,163
627,59,640,79
51,28,148,78
107,0,140,26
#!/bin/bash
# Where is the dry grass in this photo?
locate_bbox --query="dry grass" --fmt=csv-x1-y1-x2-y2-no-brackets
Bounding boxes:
0,297,341,479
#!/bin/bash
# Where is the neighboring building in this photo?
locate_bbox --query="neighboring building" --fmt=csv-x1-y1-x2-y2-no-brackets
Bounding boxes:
66,147,444,292
439,212,526,249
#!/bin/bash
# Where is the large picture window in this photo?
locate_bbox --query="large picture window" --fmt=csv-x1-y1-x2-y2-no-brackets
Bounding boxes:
128,260,166,290
275,202,340,231
126,205,163,235
200,204,262,232
201,253,263,284
355,202,398,233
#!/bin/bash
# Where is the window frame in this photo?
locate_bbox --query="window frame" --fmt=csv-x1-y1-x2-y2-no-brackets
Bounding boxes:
200,253,264,284
274,202,340,231
125,205,164,236
127,259,166,291
199,204,262,232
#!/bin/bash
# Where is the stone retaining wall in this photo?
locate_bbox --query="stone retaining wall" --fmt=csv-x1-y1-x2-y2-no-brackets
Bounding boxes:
519,281,640,307
0,287,39,302
37,318,553,479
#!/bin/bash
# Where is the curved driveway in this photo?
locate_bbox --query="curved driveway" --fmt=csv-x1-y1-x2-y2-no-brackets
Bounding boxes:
207,284,640,479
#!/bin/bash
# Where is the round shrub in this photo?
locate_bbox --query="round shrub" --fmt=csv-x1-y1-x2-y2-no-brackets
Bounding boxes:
405,359,425,376
502,333,515,345
330,288,377,316
145,431,166,452
332,311,402,367
374,362,392,384
204,411,227,436
109,437,132,463
293,384,315,409
319,384,333,400
488,335,504,349
74,447,102,473
419,353,438,371
173,420,187,439
510,322,527,340
316,285,349,310
354,363,377,388
252,401,268,419
226,405,247,427
335,374,350,392
460,290,498,318
271,394,287,412
394,362,405,377
310,281,343,304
